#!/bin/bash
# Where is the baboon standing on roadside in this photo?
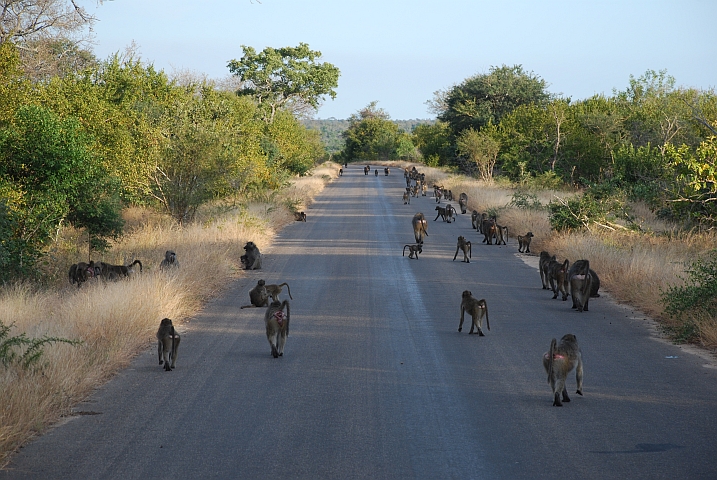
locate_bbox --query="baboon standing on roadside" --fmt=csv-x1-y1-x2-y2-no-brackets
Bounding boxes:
412,213,428,244
156,318,180,371
264,300,290,358
543,334,583,406
459,291,490,336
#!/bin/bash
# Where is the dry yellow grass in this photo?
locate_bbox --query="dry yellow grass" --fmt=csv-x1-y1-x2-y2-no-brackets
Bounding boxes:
0,162,340,466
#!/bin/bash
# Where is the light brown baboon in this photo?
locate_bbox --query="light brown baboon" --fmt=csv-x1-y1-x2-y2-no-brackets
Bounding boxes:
481,218,497,244
517,232,534,253
435,189,443,203
495,224,508,245
69,261,99,288
459,291,490,336
241,279,269,309
241,242,263,270
453,236,472,263
411,185,419,197
568,259,593,312
403,191,410,205
412,213,428,244
539,251,556,289
264,300,290,358
543,334,583,407
156,318,180,371
266,282,293,302
99,260,142,280
293,211,307,222
160,250,179,270
403,243,422,259
548,259,570,301
458,193,468,214
422,184,427,196
445,204,457,223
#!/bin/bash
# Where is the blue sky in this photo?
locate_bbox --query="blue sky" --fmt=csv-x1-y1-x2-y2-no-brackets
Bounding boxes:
89,0,716,120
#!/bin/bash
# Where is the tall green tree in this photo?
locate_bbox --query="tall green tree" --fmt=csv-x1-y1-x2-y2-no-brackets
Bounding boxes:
456,127,500,181
340,102,403,161
227,43,340,122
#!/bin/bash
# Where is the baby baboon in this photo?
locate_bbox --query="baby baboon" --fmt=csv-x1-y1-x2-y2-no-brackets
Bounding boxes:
69,261,98,288
453,236,472,263
99,260,142,280
412,213,428,244
403,191,410,205
240,241,263,270
459,291,490,335
568,259,593,312
543,334,583,407
339,168,343,176
293,211,307,222
266,282,293,302
156,318,180,371
548,259,570,301
458,193,468,214
264,300,290,358
403,243,422,259
517,232,534,253
241,279,269,309
495,224,508,245
539,251,556,289
159,250,179,270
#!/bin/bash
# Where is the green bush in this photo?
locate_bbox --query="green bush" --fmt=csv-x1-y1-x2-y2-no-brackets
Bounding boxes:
548,194,607,231
0,321,80,369
508,191,542,209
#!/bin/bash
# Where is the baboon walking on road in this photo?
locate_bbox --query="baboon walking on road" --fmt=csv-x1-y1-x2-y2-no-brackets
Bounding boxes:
459,291,490,336
265,300,290,358
412,213,428,244
156,318,180,371
543,334,583,406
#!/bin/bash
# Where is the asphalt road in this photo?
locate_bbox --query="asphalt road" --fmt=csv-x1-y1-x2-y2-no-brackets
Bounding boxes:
2,166,717,479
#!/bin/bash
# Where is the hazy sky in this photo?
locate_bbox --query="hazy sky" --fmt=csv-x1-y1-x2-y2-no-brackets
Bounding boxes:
88,0,716,120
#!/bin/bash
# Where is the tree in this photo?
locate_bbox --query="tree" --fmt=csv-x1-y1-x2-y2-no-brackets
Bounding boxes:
227,43,340,122
0,0,94,46
412,121,452,166
456,127,500,182
439,65,550,136
340,102,402,161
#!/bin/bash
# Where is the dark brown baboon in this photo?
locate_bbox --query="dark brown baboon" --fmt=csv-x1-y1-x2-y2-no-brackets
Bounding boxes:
412,213,428,244
481,218,497,244
266,282,293,302
589,269,601,298
240,242,263,270
69,261,98,288
517,232,534,253
403,191,410,205
403,243,422,259
458,291,490,335
445,190,454,201
470,210,480,230
384,167,390,176
293,211,307,222
241,279,269,309
159,250,179,270
265,300,290,358
99,260,142,280
495,224,508,245
458,193,468,214
543,334,583,407
404,167,409,179
374,169,378,176
434,205,447,222
156,318,180,371
539,251,556,289
568,259,593,312
364,165,369,175
339,168,343,176
478,213,488,234
453,236,472,263
548,259,570,301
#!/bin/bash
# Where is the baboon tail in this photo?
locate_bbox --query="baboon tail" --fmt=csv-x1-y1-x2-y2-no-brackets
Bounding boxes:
284,301,290,336
281,283,293,300
131,259,143,272
482,300,490,331
547,338,557,383
403,245,408,257
469,243,472,259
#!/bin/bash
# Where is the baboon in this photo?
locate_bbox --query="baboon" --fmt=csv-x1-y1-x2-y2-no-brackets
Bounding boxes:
69,261,99,288
445,190,454,201
403,243,422,259
412,213,428,244
241,279,269,309
445,204,457,223
458,193,468,214
344,161,348,168
339,168,343,176
548,259,570,301
477,213,488,234
411,185,419,197
403,191,410,205
404,168,409,179
453,236,472,263
568,259,593,312
543,334,583,407
264,300,290,358
539,251,556,289
156,318,180,371
99,260,142,280
375,169,379,176
589,269,601,298
495,224,508,245
266,282,293,302
240,241,263,270
422,184,427,196
517,232,534,253
471,210,480,230
481,218,497,244
384,167,390,176
293,211,307,222
435,189,443,203
364,166,369,175
434,205,447,222
159,250,179,270
458,291,490,335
